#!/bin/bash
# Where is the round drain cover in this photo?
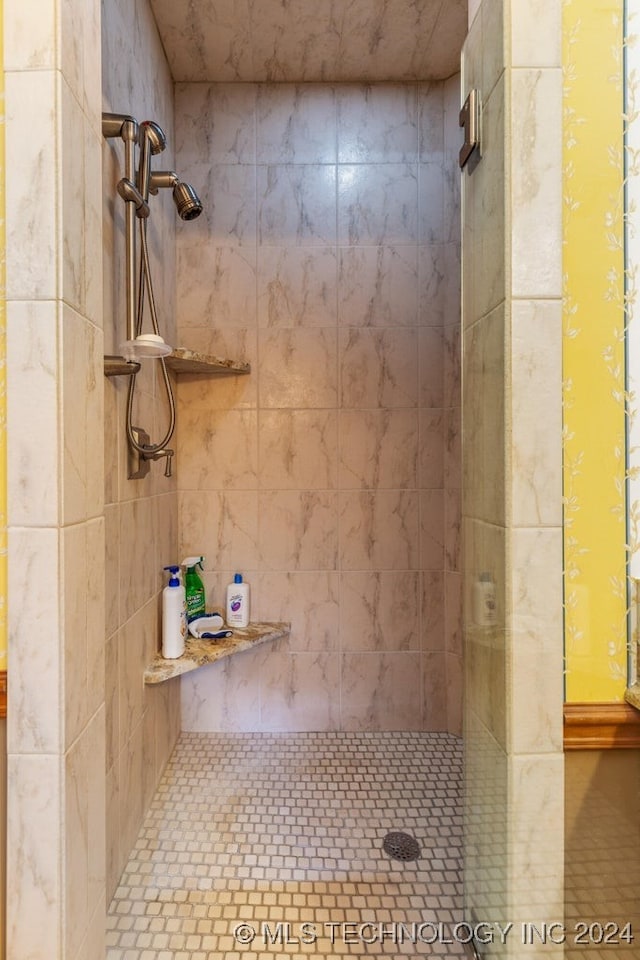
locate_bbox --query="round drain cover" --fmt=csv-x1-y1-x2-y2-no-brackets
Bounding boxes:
382,831,421,862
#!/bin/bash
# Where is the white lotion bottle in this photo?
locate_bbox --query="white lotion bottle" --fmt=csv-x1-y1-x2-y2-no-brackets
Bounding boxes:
226,573,250,628
162,565,187,658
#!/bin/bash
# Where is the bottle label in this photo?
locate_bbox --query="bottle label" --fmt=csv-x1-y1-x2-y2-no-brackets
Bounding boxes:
229,592,242,612
186,590,205,621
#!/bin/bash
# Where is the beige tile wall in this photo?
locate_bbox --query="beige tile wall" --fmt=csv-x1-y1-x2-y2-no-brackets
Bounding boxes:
462,0,564,953
5,0,106,956
102,0,181,903
175,78,462,734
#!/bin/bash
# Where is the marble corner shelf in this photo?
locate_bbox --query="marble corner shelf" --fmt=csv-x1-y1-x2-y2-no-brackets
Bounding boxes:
144,621,290,684
104,347,251,378
165,347,250,375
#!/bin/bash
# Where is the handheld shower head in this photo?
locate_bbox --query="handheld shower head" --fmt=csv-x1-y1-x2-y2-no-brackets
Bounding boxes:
173,181,203,221
148,171,203,221
137,120,167,202
139,120,167,155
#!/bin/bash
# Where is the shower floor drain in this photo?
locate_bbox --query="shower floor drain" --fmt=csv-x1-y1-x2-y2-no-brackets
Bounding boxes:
382,831,421,862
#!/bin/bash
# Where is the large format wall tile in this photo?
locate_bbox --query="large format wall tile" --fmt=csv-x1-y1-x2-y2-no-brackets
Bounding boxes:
176,79,461,733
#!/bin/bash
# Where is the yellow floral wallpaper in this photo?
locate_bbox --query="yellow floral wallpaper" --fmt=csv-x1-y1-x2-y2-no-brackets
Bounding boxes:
0,0,6,677
563,0,627,702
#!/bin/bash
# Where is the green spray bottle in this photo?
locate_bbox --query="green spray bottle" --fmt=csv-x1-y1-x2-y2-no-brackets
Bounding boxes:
182,556,206,622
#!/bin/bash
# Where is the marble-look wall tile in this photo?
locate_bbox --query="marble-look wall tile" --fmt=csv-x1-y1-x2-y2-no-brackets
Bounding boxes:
105,630,119,773
259,164,337,245
445,571,462,656
340,328,418,408
178,245,257,329
338,246,419,326
7,755,61,957
463,303,506,527
423,650,447,729
61,78,86,314
341,652,422,730
146,677,180,793
6,301,59,526
260,650,340,731
419,245,447,326
84,126,104,325
444,487,461,571
8,527,60,754
175,82,257,162
119,497,157,623
418,164,445,243
181,651,262,732
444,322,461,408
337,85,418,163
418,82,445,162
419,409,444,489
254,572,340,651
187,163,257,245
421,489,445,571
446,653,463,736
464,516,508,749
259,410,338,490
339,409,418,489
5,70,57,299
4,0,55,70
119,604,155,751
511,0,561,67
422,571,445,651
150,0,464,83
259,328,338,408
62,305,103,525
63,519,105,749
118,719,144,877
511,299,562,527
339,490,419,570
179,408,258,491
340,571,420,651
511,69,562,298
511,528,563,755
258,84,337,163
64,709,105,960
105,764,122,901
418,326,444,407
259,490,338,570
180,490,259,571
508,754,564,923
176,79,459,733
338,163,418,245
257,247,338,327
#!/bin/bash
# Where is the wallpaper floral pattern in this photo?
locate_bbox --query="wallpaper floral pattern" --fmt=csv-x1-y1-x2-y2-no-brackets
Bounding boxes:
563,0,627,701
626,1,640,694
0,1,6,676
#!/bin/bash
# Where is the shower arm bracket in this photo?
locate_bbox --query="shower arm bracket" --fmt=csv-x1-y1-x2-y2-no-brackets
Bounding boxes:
102,112,140,344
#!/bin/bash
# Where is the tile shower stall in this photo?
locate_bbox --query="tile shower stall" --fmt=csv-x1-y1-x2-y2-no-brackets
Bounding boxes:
101,0,463,950
103,0,462,957
5,0,566,955
6,0,500,955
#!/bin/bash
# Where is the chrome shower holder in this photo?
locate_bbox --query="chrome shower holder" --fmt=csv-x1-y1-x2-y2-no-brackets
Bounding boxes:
103,111,202,479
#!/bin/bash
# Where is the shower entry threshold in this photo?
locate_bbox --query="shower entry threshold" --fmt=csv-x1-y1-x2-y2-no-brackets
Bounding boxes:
143,621,290,684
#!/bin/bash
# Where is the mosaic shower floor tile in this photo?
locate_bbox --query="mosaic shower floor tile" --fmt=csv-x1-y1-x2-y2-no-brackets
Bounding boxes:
107,732,466,959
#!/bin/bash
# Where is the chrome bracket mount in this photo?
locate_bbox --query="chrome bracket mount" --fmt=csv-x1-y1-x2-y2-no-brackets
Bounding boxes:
459,89,481,170
128,426,151,480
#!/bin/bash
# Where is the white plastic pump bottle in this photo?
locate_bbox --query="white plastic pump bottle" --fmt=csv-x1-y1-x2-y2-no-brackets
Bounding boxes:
226,573,250,628
162,565,187,658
